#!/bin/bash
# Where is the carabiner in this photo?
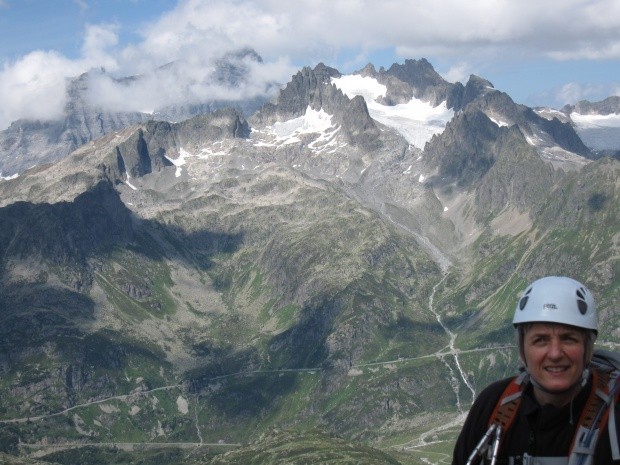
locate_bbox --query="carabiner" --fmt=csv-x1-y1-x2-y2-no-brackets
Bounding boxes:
466,423,498,465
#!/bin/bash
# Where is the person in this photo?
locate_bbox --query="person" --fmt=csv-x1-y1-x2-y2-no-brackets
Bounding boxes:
452,276,620,465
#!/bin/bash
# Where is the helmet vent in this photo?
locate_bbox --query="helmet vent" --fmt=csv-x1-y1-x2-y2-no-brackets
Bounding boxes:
576,288,588,315
519,287,533,310
577,300,587,315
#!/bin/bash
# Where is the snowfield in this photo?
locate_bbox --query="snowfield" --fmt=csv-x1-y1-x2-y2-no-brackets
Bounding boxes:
331,74,454,149
571,112,620,151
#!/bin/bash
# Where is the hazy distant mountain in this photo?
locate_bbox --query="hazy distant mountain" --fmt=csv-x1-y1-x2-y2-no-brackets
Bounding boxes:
0,48,275,178
0,58,618,465
552,96,620,157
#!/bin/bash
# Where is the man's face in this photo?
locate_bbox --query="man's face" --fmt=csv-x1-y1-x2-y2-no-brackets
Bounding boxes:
522,322,587,405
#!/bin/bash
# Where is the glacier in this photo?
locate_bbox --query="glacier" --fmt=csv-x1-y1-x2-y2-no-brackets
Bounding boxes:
331,74,454,149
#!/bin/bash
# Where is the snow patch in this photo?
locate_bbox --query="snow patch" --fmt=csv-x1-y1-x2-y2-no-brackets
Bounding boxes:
525,134,543,147
534,108,566,121
488,116,509,127
0,172,18,181
125,173,138,190
165,148,190,177
253,106,345,154
418,174,426,183
331,74,387,103
273,106,337,144
332,75,454,149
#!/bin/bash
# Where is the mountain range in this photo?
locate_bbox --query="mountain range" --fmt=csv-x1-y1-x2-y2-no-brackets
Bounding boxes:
0,53,618,465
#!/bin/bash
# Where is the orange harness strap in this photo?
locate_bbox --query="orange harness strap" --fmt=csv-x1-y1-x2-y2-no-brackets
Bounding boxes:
487,372,527,440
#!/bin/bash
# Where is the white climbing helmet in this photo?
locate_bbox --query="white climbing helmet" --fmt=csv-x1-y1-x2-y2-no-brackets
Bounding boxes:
513,276,597,331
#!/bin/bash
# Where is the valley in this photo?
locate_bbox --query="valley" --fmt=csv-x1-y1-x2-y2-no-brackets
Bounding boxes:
0,57,618,464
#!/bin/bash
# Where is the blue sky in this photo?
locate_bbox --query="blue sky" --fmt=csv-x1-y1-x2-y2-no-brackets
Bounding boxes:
1,0,619,129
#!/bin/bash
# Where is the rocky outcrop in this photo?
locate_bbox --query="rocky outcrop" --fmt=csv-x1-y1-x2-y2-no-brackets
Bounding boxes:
424,106,501,187
100,108,251,181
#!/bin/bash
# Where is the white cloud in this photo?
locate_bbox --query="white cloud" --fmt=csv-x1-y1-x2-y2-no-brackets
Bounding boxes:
557,83,589,104
1,0,620,128
105,0,620,74
0,21,123,129
442,63,472,84
0,51,81,128
81,23,120,70
85,54,287,114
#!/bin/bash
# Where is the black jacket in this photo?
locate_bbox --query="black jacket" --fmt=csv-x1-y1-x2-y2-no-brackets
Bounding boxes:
452,374,620,465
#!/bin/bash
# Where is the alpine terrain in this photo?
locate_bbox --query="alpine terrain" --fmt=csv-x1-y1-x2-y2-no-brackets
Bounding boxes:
0,56,618,465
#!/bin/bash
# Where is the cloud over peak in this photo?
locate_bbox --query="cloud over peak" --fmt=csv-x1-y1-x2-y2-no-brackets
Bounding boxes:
1,0,620,129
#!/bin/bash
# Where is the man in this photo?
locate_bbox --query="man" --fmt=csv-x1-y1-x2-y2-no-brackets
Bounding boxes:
452,276,620,465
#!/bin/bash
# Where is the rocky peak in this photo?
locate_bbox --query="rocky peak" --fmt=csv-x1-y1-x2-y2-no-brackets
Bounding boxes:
382,58,454,106
453,74,495,110
256,63,378,147
213,47,265,87
424,106,501,187
385,58,443,89
358,63,377,77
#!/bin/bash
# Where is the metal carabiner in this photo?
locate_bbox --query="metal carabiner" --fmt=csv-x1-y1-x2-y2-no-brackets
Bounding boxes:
466,423,498,465
489,425,503,465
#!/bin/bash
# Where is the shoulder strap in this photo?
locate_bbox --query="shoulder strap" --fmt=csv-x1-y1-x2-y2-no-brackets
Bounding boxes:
609,371,620,460
488,371,528,431
572,369,606,434
568,368,620,465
